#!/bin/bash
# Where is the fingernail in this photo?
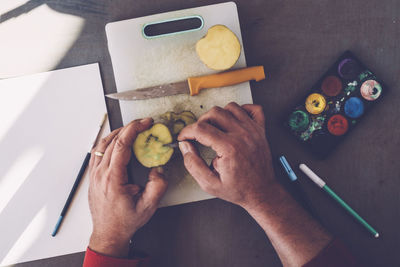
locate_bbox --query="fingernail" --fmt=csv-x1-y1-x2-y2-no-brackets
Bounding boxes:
156,166,164,174
178,141,189,155
140,117,152,123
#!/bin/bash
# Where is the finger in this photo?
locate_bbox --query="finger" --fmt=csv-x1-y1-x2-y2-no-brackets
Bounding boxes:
91,128,122,169
98,136,117,169
198,106,240,132
137,167,168,210
178,121,227,155
125,184,141,196
224,102,253,123
241,104,266,128
179,141,221,195
108,118,153,178
102,118,153,168
99,119,149,169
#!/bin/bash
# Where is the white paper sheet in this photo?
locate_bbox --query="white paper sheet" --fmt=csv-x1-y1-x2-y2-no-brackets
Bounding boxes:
0,64,108,266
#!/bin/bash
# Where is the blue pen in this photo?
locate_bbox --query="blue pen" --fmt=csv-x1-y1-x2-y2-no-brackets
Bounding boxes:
279,156,298,182
279,156,318,218
52,114,107,237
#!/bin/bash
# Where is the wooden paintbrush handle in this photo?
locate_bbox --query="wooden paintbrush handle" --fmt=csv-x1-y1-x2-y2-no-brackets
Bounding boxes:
187,66,266,96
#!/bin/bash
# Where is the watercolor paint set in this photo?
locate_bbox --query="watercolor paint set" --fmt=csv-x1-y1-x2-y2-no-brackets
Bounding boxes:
285,51,386,158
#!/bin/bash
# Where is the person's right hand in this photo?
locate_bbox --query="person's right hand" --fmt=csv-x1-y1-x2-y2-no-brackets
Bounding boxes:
177,102,277,210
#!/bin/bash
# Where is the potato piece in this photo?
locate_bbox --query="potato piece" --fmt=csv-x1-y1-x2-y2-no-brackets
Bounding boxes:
179,111,197,125
133,124,174,168
196,25,241,70
172,121,185,135
160,111,196,135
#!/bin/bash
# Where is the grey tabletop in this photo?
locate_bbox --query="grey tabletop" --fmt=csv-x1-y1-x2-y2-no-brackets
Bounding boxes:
1,0,399,266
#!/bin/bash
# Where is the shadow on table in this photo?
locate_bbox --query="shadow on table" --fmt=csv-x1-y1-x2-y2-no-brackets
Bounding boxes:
0,0,106,24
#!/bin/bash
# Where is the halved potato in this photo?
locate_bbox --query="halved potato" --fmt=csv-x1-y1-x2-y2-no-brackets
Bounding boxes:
133,124,174,168
196,25,241,70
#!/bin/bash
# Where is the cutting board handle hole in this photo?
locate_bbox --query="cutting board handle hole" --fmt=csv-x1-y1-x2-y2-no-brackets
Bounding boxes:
142,15,203,39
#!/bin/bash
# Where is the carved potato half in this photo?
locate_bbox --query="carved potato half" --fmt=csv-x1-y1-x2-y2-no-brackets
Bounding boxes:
133,123,174,168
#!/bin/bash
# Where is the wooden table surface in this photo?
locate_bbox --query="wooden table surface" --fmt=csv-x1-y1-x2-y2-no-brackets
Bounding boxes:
1,1,399,266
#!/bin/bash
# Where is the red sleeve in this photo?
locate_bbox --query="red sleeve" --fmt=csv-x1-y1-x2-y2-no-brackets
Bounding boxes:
83,247,150,267
303,238,360,267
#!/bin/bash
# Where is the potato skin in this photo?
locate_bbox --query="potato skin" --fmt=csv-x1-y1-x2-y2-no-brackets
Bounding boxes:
133,123,174,168
160,111,196,135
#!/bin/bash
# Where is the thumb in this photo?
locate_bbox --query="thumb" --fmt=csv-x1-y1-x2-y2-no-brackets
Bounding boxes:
179,141,220,194
138,167,168,209
125,184,141,196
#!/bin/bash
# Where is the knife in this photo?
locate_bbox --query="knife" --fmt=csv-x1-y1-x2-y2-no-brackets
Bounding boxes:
106,66,265,101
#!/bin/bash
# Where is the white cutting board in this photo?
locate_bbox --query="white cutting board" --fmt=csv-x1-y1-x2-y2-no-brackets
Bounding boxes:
106,2,253,207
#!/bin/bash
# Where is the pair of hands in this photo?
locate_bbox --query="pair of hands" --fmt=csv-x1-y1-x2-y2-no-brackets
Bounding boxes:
88,103,276,257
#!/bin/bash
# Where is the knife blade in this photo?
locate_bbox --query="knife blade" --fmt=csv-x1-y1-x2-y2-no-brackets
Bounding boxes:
106,66,265,101
163,142,179,148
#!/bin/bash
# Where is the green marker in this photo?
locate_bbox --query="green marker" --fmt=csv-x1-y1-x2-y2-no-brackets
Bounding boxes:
299,164,379,238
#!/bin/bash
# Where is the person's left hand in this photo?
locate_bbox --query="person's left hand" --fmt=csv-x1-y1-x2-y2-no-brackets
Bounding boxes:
88,118,167,257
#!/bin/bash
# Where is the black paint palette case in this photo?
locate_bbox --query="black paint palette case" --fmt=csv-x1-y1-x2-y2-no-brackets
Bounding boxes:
285,51,386,158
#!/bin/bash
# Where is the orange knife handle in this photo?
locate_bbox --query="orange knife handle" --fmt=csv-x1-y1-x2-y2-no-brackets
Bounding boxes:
187,66,266,96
